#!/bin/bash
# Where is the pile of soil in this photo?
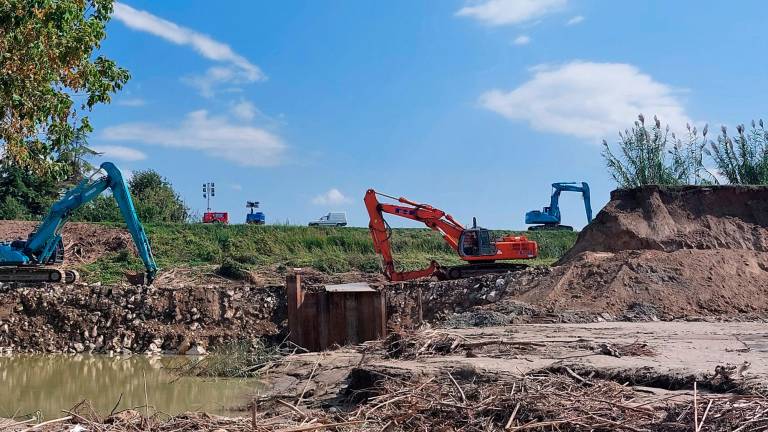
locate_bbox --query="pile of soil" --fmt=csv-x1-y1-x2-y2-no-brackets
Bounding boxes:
503,185,768,318
0,283,285,354
0,221,133,265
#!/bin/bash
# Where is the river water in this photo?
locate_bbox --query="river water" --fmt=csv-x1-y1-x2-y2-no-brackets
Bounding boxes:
0,355,257,419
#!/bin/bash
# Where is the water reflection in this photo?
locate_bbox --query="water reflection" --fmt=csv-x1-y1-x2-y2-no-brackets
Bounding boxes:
0,355,256,419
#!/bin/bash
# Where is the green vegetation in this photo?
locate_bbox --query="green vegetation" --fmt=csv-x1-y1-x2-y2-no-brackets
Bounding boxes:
79,224,578,283
0,0,128,217
74,169,190,223
602,114,712,187
603,114,768,187
708,121,768,184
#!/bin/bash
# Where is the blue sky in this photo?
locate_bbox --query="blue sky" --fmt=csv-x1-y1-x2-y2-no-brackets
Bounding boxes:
87,0,768,228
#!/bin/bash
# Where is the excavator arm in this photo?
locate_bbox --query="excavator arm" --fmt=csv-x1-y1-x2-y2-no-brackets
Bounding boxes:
365,189,538,282
550,182,592,224
365,189,466,281
4,162,158,284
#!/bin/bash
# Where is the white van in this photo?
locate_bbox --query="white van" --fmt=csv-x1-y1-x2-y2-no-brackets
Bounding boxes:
309,212,347,227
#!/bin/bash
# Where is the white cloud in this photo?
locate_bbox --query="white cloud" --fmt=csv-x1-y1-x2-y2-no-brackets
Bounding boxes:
566,15,585,25
312,189,351,206
230,100,257,121
182,66,257,98
91,145,147,161
101,110,285,166
112,3,264,96
480,61,690,141
456,0,567,26
513,35,531,45
117,97,146,107
231,184,243,191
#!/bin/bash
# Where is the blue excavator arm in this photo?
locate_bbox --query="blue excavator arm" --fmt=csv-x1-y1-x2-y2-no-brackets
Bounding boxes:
525,182,592,228
549,182,592,224
11,162,158,283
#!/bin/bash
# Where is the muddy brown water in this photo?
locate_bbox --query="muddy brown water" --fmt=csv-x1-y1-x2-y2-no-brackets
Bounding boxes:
0,355,258,419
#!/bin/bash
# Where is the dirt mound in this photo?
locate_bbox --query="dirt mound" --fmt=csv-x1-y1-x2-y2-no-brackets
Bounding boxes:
0,221,133,265
559,185,768,262
514,249,768,317
506,186,768,317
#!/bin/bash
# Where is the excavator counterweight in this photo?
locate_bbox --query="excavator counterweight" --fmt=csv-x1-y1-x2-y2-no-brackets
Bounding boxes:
365,189,537,282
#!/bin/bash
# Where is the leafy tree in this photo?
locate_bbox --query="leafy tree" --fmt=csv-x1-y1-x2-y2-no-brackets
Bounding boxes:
75,169,189,223
708,120,768,184
128,170,189,223
0,162,60,218
0,0,129,180
0,196,31,220
602,114,712,187
72,194,119,222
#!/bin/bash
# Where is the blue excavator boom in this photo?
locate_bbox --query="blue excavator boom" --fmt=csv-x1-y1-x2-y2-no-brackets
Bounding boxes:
0,162,158,284
525,182,592,231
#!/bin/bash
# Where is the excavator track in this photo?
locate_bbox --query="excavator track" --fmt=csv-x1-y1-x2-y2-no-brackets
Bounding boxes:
528,224,574,231
0,266,66,284
436,262,529,280
64,270,80,284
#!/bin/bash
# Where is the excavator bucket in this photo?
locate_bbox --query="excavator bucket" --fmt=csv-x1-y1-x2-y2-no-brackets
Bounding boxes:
125,270,155,286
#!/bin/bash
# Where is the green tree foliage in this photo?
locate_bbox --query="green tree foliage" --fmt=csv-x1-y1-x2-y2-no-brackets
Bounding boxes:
129,170,189,223
0,196,30,220
708,120,768,184
0,0,129,182
602,114,712,187
0,0,129,220
75,169,189,223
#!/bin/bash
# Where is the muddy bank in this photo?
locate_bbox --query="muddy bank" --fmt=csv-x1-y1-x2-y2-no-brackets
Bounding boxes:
228,321,768,431
0,283,284,354
8,321,768,430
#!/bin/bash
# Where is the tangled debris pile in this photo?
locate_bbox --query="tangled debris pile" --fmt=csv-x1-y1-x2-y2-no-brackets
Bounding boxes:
7,366,767,431
377,328,547,360
0,283,284,354
385,267,555,326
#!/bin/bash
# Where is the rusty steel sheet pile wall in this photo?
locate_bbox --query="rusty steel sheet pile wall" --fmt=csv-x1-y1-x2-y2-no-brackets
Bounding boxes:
287,275,386,351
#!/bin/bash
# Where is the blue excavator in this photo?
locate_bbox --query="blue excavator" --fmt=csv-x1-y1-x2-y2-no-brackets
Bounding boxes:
525,182,593,231
0,162,158,284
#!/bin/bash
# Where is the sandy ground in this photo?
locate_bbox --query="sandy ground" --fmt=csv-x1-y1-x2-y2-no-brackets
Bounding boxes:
263,321,768,403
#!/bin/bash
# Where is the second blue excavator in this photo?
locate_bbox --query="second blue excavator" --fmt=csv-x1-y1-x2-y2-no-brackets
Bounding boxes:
525,182,592,231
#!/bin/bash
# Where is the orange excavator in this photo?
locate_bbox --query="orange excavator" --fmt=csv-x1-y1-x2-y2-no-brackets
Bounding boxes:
365,189,538,281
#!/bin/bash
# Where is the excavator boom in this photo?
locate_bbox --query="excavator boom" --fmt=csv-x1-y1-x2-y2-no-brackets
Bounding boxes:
365,189,537,282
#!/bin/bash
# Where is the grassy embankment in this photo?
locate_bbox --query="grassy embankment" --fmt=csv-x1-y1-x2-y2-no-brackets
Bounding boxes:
80,224,578,283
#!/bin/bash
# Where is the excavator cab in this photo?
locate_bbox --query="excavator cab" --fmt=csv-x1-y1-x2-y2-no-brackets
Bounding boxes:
458,218,497,258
